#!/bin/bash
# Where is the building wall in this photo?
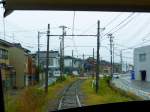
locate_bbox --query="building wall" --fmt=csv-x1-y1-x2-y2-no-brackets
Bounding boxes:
9,47,27,88
74,60,82,68
134,45,150,82
0,45,14,89
0,45,9,80
37,51,59,68
64,59,72,67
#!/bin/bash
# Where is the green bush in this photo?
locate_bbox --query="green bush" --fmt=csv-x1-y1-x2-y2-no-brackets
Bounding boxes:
56,76,67,82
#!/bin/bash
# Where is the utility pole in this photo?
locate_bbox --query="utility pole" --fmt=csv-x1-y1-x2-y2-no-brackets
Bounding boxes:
72,50,74,73
59,26,67,79
120,50,123,73
126,61,128,72
112,43,115,73
92,48,95,78
93,48,95,59
59,41,62,78
96,20,100,93
45,24,50,93
82,53,85,76
37,31,40,82
108,33,114,78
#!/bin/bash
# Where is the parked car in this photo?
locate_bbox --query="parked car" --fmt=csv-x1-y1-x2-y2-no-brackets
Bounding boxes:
113,73,120,79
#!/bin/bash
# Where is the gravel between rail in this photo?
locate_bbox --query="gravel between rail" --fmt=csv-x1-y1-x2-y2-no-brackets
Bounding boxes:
57,79,85,110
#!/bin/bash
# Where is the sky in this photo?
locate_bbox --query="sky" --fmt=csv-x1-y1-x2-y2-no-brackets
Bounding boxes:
1,6,150,65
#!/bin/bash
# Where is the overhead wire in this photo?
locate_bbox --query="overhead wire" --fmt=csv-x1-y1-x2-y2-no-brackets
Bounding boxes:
71,11,79,57
102,13,135,37
104,12,123,28
122,14,150,43
111,13,139,34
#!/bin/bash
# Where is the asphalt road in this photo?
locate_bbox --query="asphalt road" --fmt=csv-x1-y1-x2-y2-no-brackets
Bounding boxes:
114,73,150,93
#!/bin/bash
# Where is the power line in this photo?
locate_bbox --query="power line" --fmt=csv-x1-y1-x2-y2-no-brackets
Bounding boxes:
104,12,123,27
111,13,139,34
71,11,79,57
103,13,135,37
79,23,96,35
79,13,122,35
123,14,150,43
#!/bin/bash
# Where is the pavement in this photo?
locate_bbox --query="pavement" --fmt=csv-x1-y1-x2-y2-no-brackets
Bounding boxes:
112,73,150,99
118,74,150,93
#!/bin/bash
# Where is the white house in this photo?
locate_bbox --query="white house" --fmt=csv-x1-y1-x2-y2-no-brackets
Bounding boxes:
134,45,150,82
36,50,60,77
64,56,83,75
64,56,74,67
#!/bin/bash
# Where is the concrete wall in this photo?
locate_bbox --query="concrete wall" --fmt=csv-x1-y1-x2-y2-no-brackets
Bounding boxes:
9,47,27,88
134,45,150,82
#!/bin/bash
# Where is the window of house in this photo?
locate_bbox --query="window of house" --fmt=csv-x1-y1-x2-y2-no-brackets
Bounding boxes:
0,49,2,59
0,49,8,59
139,53,146,62
49,58,53,66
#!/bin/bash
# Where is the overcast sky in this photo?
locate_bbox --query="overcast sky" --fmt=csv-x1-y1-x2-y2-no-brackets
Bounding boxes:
1,6,150,65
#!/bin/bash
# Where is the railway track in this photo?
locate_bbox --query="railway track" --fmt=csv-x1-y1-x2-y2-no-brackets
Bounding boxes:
57,79,83,110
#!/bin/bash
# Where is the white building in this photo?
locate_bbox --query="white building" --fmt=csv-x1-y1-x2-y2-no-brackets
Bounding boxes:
64,56,83,75
64,56,74,67
134,45,150,81
36,50,60,77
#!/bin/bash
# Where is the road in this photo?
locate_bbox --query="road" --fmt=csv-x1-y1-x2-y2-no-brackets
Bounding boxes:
116,73,150,92
112,73,150,99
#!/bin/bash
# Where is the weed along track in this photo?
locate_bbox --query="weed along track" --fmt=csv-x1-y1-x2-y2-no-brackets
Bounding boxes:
57,79,83,110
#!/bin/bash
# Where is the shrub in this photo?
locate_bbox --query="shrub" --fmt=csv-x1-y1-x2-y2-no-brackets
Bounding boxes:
56,76,67,82
17,87,47,112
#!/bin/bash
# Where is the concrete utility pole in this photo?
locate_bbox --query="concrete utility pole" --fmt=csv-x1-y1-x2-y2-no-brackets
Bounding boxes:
126,61,128,72
93,48,95,59
45,24,50,93
96,20,100,93
59,26,67,79
72,50,74,72
37,31,40,82
108,33,114,78
120,50,123,73
82,53,85,76
112,43,115,73
60,41,62,77
92,48,95,78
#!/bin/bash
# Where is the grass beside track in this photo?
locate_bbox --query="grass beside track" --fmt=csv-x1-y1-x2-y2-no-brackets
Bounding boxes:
81,77,140,106
5,76,77,112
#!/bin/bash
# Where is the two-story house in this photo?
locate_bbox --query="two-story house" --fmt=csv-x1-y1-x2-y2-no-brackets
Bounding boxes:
0,39,15,89
134,45,150,82
36,50,60,77
64,56,83,75
9,43,31,88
